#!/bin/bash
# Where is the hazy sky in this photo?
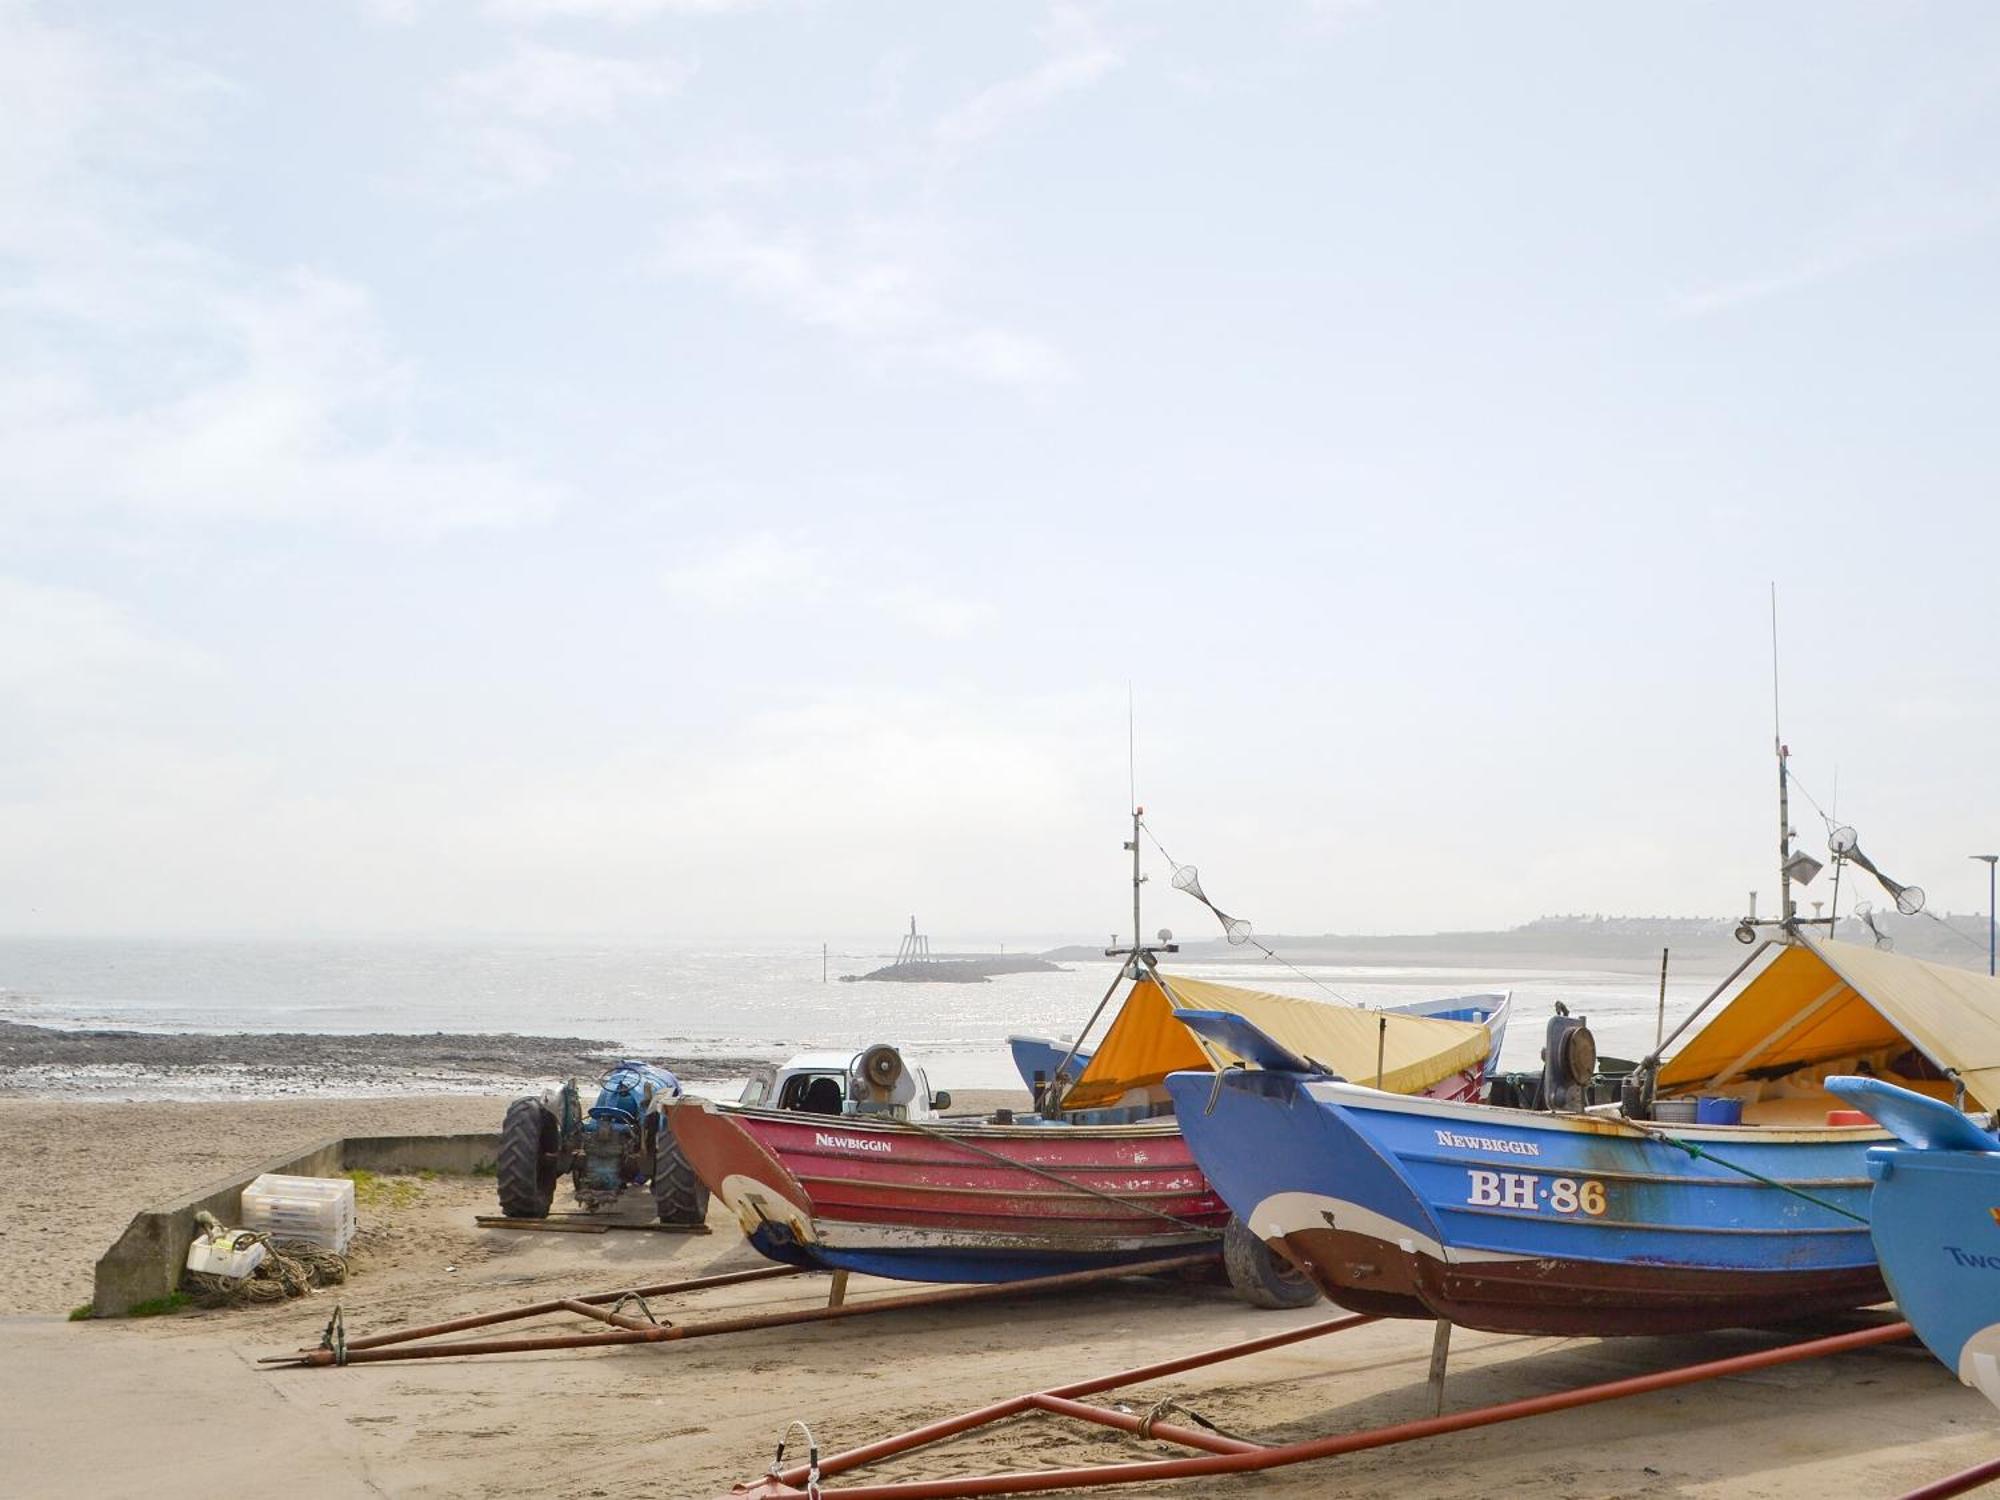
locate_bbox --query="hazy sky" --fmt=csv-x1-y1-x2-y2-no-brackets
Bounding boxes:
5,1,1999,942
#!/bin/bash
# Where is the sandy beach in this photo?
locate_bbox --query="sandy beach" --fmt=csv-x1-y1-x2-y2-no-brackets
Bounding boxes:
2,1090,1996,1499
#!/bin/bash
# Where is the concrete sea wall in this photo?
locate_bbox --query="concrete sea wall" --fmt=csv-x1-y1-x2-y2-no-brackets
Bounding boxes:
92,1132,500,1316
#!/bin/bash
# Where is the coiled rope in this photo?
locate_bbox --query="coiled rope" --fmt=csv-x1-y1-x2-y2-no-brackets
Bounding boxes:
183,1211,350,1306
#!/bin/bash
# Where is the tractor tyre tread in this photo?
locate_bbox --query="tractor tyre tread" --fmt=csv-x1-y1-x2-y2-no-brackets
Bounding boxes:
497,1096,558,1219
1223,1215,1320,1309
651,1113,710,1226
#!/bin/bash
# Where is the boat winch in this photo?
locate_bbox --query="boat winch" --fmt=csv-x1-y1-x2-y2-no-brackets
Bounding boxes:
1542,1007,1597,1113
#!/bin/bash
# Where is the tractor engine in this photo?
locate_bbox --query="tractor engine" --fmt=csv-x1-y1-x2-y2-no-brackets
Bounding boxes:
572,1060,676,1210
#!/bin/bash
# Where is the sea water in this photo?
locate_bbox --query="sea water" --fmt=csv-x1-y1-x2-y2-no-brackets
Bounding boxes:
0,935,1716,1091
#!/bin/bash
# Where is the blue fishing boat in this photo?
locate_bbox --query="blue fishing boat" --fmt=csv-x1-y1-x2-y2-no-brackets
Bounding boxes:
1828,1074,2000,1407
1165,930,2000,1335
1005,1034,1093,1098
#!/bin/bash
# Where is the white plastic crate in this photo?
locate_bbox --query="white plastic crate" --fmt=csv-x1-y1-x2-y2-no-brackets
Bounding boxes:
239,1173,357,1254
186,1227,269,1280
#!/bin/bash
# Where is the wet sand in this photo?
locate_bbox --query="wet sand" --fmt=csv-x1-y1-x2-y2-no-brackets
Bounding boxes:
2,1093,1997,1497
0,1020,766,1099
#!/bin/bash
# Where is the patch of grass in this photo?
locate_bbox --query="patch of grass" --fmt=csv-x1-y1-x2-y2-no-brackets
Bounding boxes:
68,1303,92,1321
471,1162,497,1178
342,1168,425,1210
126,1292,192,1318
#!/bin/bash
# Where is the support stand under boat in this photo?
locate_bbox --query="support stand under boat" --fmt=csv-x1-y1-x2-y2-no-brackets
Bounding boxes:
265,1254,1221,1369
728,1315,1916,1497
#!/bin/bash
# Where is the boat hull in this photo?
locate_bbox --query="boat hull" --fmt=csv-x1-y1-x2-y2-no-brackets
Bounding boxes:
669,1098,1226,1282
1006,1035,1092,1097
1864,1144,2000,1406
1165,1069,1886,1336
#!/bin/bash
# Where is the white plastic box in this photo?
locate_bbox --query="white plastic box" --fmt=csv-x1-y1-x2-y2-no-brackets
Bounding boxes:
239,1173,357,1254
186,1227,269,1279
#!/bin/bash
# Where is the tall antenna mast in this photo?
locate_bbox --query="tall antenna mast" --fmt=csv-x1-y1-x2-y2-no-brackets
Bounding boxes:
1771,584,1795,928
1127,684,1141,952
1043,697,1173,1114
1126,687,1144,957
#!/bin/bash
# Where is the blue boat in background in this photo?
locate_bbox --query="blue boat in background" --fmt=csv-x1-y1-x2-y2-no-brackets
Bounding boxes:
1006,1034,1093,1100
1829,1074,2000,1409
1166,932,2000,1336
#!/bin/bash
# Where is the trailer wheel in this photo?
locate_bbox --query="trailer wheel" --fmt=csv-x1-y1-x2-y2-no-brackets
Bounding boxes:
1223,1216,1320,1309
651,1112,711,1226
497,1096,559,1218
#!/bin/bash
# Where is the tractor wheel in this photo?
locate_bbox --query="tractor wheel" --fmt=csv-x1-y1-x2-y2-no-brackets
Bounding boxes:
651,1112,710,1226
497,1096,559,1219
1222,1215,1320,1309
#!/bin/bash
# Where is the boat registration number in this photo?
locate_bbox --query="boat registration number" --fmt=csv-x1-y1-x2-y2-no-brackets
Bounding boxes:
1466,1170,1606,1216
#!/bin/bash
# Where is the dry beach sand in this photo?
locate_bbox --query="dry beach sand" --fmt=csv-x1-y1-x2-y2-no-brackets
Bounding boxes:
2,1092,1998,1499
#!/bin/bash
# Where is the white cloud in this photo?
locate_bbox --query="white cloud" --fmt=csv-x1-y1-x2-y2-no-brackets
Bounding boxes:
0,687,1116,935
1674,162,2000,318
427,43,690,199
663,531,830,608
663,532,995,639
0,578,214,712
933,5,1123,154
433,690,1110,932
1674,251,1863,319
663,212,1072,386
932,326,1074,386
487,0,762,21
447,43,688,123
869,584,995,640
1302,0,1378,31
0,7,561,534
357,0,427,23
3,270,563,532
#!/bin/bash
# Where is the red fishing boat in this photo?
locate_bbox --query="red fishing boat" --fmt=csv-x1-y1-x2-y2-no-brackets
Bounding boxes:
669,1092,1226,1281
671,811,1508,1290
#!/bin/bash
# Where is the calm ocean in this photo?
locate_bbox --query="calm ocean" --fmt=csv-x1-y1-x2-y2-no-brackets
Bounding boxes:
0,936,1719,1092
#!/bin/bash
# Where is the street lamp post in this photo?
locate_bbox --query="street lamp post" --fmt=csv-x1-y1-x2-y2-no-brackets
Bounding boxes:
1974,855,1999,978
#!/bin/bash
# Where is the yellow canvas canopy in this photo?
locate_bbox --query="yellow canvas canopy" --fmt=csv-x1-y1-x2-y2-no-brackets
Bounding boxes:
1059,972,1493,1108
1658,935,2000,1109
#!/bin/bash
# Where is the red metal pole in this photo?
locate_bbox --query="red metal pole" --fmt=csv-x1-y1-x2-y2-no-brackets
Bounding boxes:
790,1313,1375,1484
746,1319,1912,1498
1022,1395,1260,1456
283,1254,1219,1366
1044,1313,1374,1400
1900,1454,2000,1500
332,1263,804,1352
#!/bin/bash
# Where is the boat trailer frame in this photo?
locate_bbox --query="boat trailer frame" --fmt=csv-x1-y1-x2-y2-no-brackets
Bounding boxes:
729,1314,1917,1498
263,1253,1220,1368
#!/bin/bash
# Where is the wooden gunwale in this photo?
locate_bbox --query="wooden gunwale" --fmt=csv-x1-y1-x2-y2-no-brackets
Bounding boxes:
792,1173,1215,1203
1396,1149,1870,1190
799,1196,1221,1228
726,1106,1182,1140
811,1215,1218,1247
769,1144,1202,1175
1442,1204,1866,1236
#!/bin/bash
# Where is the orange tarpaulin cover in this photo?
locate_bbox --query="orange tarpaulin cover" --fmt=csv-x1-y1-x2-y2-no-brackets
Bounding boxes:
1060,972,1492,1108
1658,936,2000,1109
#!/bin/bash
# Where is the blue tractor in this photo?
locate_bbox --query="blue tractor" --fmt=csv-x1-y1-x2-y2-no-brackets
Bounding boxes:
496,1061,709,1225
